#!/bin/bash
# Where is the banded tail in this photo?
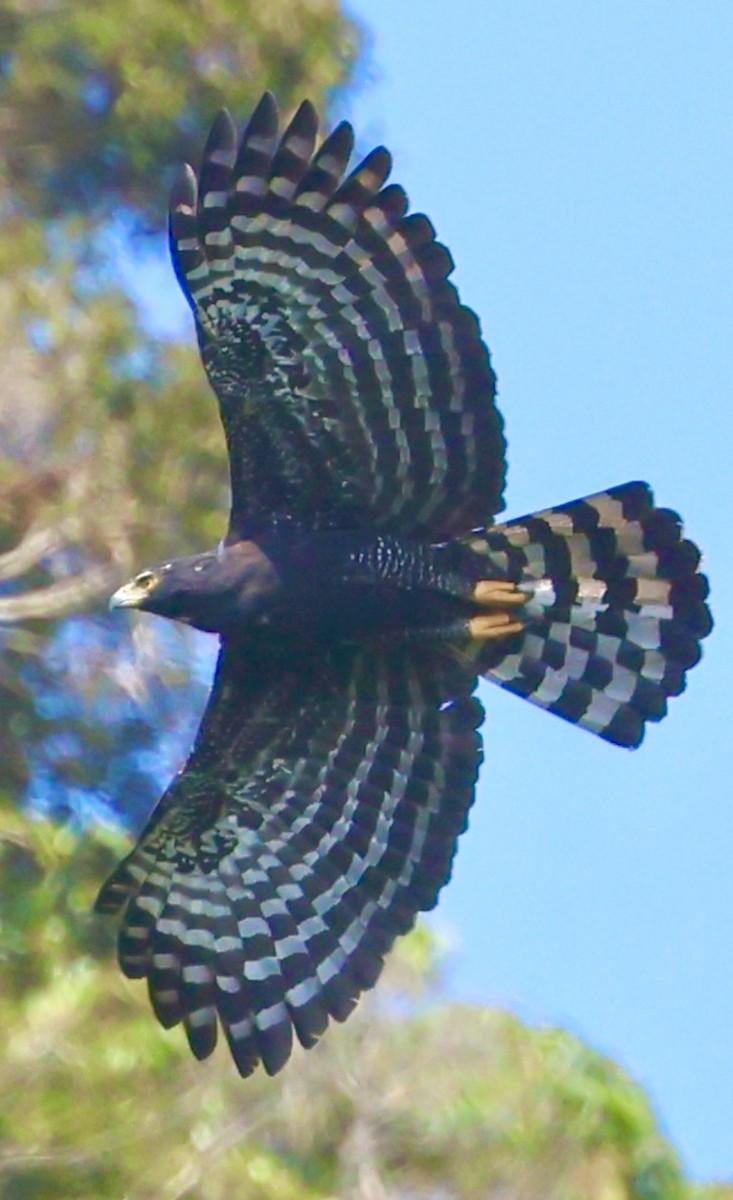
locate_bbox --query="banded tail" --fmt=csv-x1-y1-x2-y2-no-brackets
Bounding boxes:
464,481,711,747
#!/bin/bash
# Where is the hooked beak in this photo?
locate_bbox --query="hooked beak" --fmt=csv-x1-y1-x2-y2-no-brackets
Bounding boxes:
109,576,156,611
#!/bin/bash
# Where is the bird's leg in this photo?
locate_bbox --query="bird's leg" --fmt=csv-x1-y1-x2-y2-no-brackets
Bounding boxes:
467,612,525,640
468,579,526,640
471,579,527,608
395,610,525,645
381,573,527,643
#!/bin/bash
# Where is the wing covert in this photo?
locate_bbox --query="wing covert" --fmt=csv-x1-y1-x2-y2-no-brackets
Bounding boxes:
95,638,483,1076
170,92,506,539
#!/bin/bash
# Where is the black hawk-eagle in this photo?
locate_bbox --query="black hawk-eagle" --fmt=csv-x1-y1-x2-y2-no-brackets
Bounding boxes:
96,93,712,1077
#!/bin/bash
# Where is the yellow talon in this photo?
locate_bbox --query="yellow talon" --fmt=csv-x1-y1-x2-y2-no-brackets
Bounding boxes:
468,613,525,641
472,580,526,608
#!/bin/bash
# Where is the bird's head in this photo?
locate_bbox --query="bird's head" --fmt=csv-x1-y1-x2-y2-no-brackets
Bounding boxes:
109,541,280,634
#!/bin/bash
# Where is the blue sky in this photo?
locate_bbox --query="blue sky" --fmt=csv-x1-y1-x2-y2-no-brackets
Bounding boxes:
336,0,732,1181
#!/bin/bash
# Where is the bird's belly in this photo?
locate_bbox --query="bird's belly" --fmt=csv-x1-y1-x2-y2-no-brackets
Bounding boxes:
265,577,470,645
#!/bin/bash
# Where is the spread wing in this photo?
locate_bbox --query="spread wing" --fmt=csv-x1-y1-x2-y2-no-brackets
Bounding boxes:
95,639,483,1076
169,93,505,540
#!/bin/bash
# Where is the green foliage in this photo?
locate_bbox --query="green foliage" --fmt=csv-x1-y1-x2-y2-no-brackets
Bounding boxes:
0,805,712,1199
0,0,363,821
1,0,363,223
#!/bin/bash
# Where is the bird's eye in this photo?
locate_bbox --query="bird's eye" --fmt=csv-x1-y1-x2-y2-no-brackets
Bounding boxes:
193,559,213,573
134,571,157,591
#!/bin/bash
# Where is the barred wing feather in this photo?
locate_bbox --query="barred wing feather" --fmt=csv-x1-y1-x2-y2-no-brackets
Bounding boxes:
95,641,482,1076
169,93,505,539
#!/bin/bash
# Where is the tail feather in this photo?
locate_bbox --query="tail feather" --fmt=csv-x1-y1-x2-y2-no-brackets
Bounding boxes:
464,482,711,747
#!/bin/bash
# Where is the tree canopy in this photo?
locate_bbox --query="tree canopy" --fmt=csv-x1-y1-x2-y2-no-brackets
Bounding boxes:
0,0,363,823
4,806,729,1200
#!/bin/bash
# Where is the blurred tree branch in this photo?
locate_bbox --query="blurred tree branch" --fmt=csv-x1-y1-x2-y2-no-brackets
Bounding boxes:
0,0,364,824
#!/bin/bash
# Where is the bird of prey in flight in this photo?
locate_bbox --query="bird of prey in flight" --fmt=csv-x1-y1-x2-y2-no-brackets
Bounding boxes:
96,93,711,1077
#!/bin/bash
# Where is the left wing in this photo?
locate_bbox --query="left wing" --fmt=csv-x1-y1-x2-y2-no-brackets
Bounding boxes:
169,93,506,539
96,639,482,1076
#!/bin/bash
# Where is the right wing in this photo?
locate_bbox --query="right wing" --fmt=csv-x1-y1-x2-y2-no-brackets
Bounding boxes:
96,638,482,1076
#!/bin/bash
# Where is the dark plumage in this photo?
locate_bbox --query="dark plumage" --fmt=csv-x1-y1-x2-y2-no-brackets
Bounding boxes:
97,94,712,1076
